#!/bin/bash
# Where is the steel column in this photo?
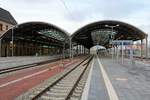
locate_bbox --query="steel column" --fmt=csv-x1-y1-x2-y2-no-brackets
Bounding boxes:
141,39,143,59
121,42,124,64
145,35,148,59
11,28,14,56
69,37,72,59
0,38,1,57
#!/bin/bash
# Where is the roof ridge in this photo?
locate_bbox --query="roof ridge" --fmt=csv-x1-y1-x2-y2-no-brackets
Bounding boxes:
0,7,17,25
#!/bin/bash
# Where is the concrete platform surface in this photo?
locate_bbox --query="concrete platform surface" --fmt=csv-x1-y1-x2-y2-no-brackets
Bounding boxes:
82,55,150,100
87,56,109,100
100,57,150,100
0,55,61,69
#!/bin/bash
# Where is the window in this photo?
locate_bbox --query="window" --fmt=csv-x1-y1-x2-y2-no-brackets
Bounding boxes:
6,25,8,30
0,24,2,31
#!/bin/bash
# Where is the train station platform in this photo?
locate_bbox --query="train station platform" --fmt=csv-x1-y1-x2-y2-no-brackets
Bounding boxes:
82,55,150,100
0,55,61,69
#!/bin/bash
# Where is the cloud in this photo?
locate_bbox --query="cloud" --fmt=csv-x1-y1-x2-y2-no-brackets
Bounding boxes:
96,0,147,18
63,0,148,22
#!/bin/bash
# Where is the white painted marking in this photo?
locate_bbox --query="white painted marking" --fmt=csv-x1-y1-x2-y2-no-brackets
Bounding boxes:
0,69,48,88
115,77,128,81
97,55,119,100
81,58,94,100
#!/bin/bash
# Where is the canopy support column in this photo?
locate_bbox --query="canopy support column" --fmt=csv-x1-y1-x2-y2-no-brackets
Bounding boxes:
141,39,143,59
11,29,14,57
116,46,119,62
121,42,124,64
77,44,79,55
69,37,72,59
80,45,81,55
84,46,86,54
145,35,148,59
0,38,1,57
72,43,73,59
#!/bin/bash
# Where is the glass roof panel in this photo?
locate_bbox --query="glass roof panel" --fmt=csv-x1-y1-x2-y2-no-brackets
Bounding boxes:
38,29,66,41
91,29,118,45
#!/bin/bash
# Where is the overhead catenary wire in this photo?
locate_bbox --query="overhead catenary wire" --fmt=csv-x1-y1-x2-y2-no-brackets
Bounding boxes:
59,0,74,20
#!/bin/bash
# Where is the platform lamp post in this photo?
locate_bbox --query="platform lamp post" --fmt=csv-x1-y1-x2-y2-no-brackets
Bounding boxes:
11,25,18,57
105,24,119,60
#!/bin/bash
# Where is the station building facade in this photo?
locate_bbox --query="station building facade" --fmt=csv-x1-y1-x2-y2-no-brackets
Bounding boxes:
0,8,70,57
0,8,148,58
0,22,69,57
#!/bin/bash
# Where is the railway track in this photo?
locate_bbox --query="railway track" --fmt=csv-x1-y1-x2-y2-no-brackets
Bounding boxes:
0,58,60,74
23,56,93,100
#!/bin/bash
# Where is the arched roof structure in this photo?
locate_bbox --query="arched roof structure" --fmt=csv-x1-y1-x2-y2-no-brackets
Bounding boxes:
71,20,147,49
1,21,69,47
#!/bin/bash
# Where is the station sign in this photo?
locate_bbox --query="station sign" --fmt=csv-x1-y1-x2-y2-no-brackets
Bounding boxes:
111,40,133,45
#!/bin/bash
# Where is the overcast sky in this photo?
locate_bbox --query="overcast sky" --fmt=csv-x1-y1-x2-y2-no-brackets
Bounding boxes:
0,0,150,40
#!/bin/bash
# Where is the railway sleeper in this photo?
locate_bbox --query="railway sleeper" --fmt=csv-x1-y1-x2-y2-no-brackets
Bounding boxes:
49,88,70,93
40,95,65,100
45,91,67,97
69,97,80,100
52,86,72,90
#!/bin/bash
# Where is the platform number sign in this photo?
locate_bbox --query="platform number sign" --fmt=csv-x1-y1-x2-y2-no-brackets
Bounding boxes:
111,40,133,45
